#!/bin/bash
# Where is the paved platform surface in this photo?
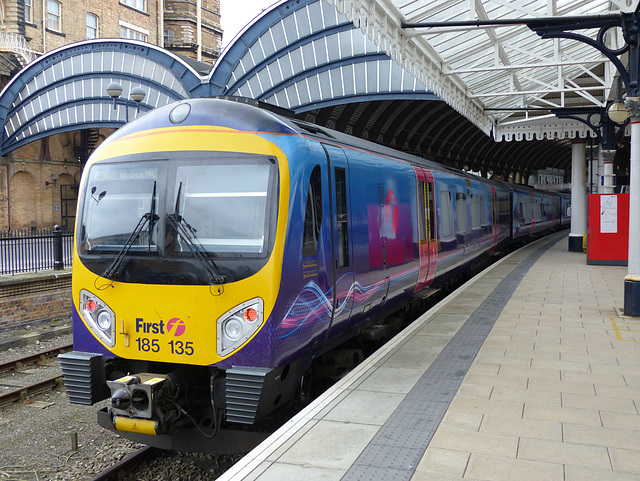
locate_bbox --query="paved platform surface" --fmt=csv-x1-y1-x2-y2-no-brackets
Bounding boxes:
219,232,637,481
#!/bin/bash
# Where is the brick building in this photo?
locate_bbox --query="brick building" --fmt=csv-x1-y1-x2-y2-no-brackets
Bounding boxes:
0,0,222,231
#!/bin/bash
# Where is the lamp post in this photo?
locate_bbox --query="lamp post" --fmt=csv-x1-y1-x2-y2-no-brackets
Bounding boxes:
106,82,147,123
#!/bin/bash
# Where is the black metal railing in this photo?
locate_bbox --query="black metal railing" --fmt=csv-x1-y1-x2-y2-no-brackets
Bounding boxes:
0,226,73,275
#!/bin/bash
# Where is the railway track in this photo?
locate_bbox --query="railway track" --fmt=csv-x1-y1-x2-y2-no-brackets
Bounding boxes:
88,446,160,481
0,342,72,373
0,374,65,406
0,342,72,407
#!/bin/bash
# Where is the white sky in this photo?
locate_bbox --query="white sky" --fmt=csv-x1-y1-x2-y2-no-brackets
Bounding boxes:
220,1,280,50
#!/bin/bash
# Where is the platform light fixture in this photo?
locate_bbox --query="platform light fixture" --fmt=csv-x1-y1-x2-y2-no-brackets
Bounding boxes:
608,75,629,124
106,82,123,109
608,101,629,124
106,83,147,122
130,87,147,112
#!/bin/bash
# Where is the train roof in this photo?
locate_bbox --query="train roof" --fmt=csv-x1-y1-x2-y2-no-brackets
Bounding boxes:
104,96,562,198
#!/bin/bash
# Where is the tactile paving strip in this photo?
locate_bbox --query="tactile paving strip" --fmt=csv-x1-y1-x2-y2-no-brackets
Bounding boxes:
342,234,562,481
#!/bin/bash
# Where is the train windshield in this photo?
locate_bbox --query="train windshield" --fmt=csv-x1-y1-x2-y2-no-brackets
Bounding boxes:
171,161,272,255
80,162,162,254
78,153,278,284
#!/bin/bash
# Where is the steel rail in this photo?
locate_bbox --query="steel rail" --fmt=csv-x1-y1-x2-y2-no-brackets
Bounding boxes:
0,343,73,373
88,446,159,481
0,374,64,406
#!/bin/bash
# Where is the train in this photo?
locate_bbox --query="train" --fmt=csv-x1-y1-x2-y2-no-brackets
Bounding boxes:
59,97,570,452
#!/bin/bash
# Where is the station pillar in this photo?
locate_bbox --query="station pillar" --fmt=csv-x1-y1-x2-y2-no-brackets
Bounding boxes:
597,150,604,193
602,150,616,194
569,141,587,252
624,97,640,317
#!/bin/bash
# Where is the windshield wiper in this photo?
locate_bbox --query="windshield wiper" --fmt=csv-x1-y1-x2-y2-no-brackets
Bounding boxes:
148,181,157,252
166,214,225,285
167,182,225,285
102,182,159,280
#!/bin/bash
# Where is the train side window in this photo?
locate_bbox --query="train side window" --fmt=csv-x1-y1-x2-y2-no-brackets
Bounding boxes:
456,192,467,233
335,167,349,268
303,165,323,257
440,191,453,238
471,194,480,229
500,194,510,224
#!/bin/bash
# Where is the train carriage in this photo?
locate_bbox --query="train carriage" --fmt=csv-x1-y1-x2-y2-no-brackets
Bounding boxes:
59,97,568,452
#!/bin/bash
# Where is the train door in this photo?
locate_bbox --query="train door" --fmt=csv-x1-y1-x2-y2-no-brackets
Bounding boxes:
323,144,354,338
414,167,437,292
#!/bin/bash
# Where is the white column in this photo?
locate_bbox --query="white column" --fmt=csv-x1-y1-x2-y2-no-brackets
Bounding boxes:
602,150,616,194
569,141,587,252
624,97,640,316
597,149,605,193
587,145,597,193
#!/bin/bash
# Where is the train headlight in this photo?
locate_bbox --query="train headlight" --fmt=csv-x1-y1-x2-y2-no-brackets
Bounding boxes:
79,290,116,348
224,318,244,341
217,298,264,356
97,311,112,331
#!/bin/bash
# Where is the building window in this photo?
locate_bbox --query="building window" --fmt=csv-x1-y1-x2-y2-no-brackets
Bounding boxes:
87,13,98,39
47,0,61,31
25,0,32,23
120,25,148,42
164,29,174,44
120,0,147,13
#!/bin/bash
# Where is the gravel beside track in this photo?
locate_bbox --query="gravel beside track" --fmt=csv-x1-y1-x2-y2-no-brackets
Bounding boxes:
0,318,245,480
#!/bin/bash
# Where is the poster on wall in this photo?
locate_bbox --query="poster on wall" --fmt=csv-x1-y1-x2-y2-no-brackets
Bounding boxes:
600,195,618,234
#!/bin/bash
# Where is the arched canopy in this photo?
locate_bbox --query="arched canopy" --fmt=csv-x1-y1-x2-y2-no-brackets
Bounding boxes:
0,0,604,175
207,0,439,111
206,0,573,174
0,39,202,155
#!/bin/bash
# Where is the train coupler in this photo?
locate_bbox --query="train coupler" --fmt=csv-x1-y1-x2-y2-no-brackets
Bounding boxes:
107,373,167,419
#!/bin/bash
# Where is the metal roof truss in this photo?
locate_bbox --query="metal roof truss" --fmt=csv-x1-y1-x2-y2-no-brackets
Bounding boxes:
326,0,637,141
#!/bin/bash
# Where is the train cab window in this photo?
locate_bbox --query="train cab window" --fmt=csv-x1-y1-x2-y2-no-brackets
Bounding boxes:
335,167,349,268
440,191,453,238
303,166,323,257
456,192,467,233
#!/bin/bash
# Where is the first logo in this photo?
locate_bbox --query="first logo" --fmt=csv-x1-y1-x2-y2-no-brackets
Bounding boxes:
166,318,186,337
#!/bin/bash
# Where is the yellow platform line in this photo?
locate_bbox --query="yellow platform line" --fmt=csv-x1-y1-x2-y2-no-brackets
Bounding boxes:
611,317,640,342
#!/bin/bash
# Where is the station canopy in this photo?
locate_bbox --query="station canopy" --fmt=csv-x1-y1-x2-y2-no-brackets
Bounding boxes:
344,0,634,141
209,0,636,175
0,0,635,177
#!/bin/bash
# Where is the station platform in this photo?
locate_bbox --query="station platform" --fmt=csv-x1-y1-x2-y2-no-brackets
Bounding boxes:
219,231,639,481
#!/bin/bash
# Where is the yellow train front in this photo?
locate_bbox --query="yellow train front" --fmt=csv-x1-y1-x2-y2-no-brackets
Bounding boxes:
59,98,298,452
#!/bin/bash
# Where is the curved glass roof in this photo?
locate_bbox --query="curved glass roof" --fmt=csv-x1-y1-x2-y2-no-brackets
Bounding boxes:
0,0,634,176
351,0,636,139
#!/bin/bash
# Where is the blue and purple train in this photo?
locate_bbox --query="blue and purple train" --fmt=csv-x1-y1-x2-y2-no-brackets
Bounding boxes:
60,97,570,452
